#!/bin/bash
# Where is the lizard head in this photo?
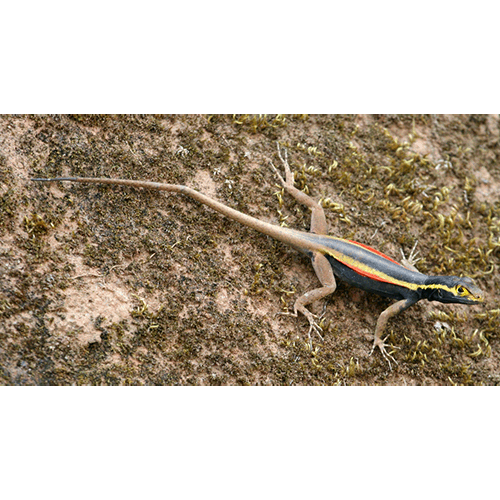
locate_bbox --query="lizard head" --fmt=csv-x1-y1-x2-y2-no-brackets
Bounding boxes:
424,276,484,305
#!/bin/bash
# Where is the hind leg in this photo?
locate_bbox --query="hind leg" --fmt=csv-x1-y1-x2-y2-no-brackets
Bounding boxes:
270,144,328,235
288,252,337,348
271,145,337,347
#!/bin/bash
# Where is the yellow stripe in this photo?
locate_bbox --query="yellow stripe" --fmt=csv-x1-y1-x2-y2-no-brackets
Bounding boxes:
324,248,419,289
324,248,459,295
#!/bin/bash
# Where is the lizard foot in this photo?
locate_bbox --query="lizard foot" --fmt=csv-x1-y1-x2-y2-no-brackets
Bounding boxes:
400,241,421,272
276,310,325,348
302,311,325,348
369,336,398,369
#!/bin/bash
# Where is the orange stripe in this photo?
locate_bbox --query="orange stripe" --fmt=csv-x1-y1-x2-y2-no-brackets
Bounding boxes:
347,240,401,265
339,259,396,284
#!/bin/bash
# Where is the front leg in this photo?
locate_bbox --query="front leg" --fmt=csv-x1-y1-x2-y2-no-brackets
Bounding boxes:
370,297,418,367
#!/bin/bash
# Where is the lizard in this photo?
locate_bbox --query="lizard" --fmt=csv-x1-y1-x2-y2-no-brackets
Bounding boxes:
31,144,484,365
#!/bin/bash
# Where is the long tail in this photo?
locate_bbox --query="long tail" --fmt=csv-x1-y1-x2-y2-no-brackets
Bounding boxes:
31,177,325,253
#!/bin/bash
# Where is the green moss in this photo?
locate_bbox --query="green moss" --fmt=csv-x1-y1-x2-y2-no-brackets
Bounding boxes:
0,152,11,184
0,190,16,236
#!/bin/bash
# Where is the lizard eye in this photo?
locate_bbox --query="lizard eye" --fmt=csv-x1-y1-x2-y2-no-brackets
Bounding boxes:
456,285,468,296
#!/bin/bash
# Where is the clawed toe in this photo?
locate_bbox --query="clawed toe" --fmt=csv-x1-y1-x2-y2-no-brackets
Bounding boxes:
276,308,325,348
275,310,298,319
400,241,421,271
303,311,326,350
308,321,324,342
370,336,398,369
